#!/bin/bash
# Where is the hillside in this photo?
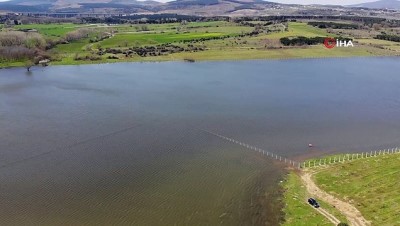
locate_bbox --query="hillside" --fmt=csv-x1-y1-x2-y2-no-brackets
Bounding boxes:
350,0,400,9
0,0,282,16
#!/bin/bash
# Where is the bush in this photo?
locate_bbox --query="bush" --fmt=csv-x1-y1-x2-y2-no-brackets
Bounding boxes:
0,46,35,61
73,54,102,61
375,34,400,42
65,28,91,42
0,31,46,49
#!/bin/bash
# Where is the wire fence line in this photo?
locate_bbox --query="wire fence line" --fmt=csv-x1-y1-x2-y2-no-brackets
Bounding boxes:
200,129,400,170
301,147,400,169
201,129,301,168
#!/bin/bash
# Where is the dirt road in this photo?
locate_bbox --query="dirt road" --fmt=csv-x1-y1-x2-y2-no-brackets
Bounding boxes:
312,204,341,225
301,172,371,226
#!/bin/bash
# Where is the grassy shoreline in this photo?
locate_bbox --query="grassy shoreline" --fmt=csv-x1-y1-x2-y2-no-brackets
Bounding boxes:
282,171,347,225
1,52,399,70
2,21,399,69
282,152,400,225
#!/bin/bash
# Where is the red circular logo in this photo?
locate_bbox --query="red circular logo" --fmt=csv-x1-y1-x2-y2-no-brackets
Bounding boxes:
324,38,336,49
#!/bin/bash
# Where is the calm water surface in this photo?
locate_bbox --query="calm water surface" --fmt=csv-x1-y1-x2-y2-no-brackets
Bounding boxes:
0,58,400,225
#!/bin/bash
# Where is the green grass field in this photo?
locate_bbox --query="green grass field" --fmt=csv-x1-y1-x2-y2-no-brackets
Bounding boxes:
263,22,330,39
313,153,400,225
2,21,399,68
14,23,81,38
282,172,347,226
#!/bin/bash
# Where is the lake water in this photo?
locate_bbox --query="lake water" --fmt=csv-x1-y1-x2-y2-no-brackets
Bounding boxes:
1,57,399,225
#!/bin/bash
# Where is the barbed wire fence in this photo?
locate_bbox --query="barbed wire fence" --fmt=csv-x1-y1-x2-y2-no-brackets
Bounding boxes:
201,129,302,168
301,147,400,169
201,129,400,170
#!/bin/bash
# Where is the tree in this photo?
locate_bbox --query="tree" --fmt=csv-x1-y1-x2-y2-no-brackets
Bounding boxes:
25,60,34,72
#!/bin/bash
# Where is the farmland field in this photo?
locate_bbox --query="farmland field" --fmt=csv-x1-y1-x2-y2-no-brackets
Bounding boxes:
1,20,399,68
14,23,81,38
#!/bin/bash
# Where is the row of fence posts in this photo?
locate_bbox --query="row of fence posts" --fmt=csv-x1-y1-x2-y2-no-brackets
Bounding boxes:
301,147,400,169
202,129,301,169
201,130,400,170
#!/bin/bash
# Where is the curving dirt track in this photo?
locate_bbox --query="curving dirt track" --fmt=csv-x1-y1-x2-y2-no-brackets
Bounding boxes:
301,172,371,226
312,205,341,225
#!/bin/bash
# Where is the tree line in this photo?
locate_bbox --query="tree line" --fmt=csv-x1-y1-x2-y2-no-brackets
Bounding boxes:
375,34,400,42
308,21,359,29
280,36,352,46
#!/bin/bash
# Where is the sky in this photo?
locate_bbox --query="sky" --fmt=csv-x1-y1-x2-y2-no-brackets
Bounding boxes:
0,0,382,5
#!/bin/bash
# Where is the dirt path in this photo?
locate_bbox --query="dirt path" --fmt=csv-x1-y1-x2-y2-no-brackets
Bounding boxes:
301,171,371,226
312,205,341,225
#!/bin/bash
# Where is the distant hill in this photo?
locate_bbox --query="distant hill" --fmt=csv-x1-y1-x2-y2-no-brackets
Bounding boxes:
350,0,400,9
0,0,281,15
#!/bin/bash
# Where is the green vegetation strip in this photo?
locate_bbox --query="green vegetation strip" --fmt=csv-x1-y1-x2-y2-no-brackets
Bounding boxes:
99,32,224,48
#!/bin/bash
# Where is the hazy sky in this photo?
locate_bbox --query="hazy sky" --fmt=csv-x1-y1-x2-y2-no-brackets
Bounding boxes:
0,0,381,6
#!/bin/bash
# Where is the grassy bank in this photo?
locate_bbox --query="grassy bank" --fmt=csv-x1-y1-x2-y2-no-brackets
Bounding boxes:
282,172,347,225
313,153,400,225
2,21,399,69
